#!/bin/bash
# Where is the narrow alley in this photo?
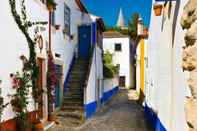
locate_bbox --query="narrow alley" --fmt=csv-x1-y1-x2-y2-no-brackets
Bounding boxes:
48,89,152,131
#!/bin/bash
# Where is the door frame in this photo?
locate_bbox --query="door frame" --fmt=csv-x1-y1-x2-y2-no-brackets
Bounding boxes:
54,59,64,111
36,57,47,122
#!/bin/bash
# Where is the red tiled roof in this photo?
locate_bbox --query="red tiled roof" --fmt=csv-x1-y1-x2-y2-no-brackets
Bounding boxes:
103,31,128,38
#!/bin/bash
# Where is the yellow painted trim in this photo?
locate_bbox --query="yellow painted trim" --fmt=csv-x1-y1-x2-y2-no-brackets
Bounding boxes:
139,39,145,103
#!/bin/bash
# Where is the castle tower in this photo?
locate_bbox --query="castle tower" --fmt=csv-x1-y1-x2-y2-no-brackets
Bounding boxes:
116,8,125,28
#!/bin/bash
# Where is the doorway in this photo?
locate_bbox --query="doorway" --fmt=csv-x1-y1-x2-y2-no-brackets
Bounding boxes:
119,76,126,87
78,25,92,59
54,64,62,108
37,58,45,119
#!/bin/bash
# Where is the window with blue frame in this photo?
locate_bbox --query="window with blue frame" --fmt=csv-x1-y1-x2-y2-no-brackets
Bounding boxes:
63,3,71,36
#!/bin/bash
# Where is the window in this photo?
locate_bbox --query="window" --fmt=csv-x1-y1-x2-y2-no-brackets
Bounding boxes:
64,3,71,36
51,12,55,26
115,43,122,51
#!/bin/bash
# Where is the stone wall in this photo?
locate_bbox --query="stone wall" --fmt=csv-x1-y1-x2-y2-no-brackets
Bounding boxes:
181,0,197,130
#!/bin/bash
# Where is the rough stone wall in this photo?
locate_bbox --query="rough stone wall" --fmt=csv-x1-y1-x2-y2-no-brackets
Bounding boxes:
181,0,197,130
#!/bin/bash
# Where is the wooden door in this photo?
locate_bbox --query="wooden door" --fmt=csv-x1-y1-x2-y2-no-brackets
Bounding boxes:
54,64,62,108
37,58,44,119
119,76,126,87
78,25,91,59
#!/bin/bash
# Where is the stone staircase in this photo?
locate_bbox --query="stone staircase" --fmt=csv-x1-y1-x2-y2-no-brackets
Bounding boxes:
56,58,89,126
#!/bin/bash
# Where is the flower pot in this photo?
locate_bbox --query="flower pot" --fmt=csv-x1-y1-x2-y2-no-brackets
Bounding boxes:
48,114,56,121
47,4,55,12
34,122,44,131
55,25,60,30
153,4,163,16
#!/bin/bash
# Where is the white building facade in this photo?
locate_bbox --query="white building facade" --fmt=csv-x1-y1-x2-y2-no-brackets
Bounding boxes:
143,0,189,131
0,0,107,129
103,31,131,88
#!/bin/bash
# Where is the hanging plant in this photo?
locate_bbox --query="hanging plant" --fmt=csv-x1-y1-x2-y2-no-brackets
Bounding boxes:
46,0,57,11
153,3,163,16
55,24,60,30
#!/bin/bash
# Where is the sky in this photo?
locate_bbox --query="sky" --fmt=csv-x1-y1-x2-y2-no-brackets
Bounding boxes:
81,0,153,27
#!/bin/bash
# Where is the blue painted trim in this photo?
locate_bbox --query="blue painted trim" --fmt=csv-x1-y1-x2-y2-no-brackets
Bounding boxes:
144,103,167,131
85,101,97,119
63,54,76,95
101,86,119,104
155,0,176,1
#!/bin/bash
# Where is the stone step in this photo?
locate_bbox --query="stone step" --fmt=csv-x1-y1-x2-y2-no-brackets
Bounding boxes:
72,66,87,70
68,79,84,83
61,105,84,111
68,87,84,92
65,91,84,95
66,92,84,96
62,101,83,106
63,97,83,102
57,111,83,120
64,95,83,100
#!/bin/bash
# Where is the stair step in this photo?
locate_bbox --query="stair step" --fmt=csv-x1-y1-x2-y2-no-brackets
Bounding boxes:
63,101,83,106
64,96,83,99
63,99,83,103
61,105,84,111
67,87,84,91
57,111,83,119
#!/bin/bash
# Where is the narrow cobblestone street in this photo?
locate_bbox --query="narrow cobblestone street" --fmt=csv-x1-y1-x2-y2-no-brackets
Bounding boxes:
48,89,153,131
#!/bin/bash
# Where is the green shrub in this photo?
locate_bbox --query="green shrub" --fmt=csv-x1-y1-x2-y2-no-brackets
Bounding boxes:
103,51,118,78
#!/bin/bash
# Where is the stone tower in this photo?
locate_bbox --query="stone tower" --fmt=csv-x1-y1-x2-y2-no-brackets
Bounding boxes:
116,8,125,28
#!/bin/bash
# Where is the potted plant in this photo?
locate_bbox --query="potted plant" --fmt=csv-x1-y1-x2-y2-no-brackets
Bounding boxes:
153,3,163,16
33,119,44,131
141,28,149,39
55,24,60,30
46,0,57,11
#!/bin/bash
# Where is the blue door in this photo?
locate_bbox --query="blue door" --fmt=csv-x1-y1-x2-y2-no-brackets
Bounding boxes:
55,64,61,108
78,25,92,59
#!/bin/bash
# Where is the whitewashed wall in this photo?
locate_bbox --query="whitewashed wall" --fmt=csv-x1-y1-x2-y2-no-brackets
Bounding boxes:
52,0,92,85
0,0,48,121
103,37,131,88
0,0,93,122
103,77,119,93
145,0,189,130
85,46,103,104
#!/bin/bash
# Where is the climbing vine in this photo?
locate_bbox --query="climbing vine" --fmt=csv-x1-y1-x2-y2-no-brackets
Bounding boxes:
9,0,47,129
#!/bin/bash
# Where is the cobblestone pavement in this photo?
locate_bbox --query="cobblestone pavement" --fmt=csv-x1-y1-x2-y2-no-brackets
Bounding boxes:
48,89,153,131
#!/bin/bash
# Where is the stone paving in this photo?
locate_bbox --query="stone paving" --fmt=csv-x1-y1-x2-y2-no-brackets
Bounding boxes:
48,89,153,131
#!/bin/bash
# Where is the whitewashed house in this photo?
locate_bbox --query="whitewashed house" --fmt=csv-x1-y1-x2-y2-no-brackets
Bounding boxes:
142,0,189,131
103,31,131,88
0,0,106,129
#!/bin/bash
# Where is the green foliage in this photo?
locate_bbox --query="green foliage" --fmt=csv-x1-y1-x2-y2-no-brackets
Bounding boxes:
9,0,47,129
10,71,31,131
128,13,139,40
103,51,118,78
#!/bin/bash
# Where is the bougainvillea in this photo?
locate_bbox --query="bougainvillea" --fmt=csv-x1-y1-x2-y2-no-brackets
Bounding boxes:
9,0,47,130
47,53,57,114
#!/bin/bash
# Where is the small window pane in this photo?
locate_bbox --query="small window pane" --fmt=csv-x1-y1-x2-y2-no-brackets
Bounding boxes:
64,4,70,36
115,43,122,51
